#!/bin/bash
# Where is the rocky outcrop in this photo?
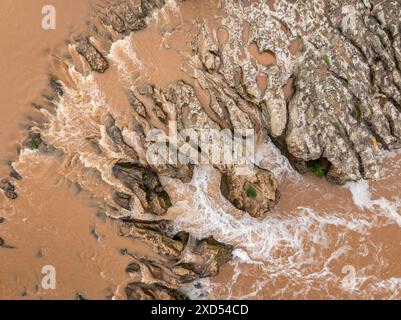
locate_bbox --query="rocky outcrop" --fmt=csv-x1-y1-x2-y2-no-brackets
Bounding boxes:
75,38,109,73
70,0,401,191
120,218,233,299
120,219,185,256
112,162,172,215
105,0,166,34
203,0,401,185
75,0,167,73
23,132,53,153
220,168,280,218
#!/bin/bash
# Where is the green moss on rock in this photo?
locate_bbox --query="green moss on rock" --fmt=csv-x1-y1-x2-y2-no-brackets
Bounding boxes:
322,54,331,67
245,185,257,198
306,159,329,178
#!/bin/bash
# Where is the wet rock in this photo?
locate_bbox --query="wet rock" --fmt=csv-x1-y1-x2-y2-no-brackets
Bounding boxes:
104,115,123,145
138,84,154,97
90,226,101,241
126,262,141,274
128,90,147,117
75,38,108,73
220,168,280,218
165,81,220,131
122,224,233,285
75,293,88,300
26,0,401,300
0,179,17,200
36,248,43,258
119,219,185,256
171,236,233,282
104,115,137,156
0,237,15,249
112,162,171,215
112,190,132,210
49,78,63,96
9,168,22,180
125,282,189,300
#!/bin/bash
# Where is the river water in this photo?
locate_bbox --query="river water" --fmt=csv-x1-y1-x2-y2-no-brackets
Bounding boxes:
1,0,401,300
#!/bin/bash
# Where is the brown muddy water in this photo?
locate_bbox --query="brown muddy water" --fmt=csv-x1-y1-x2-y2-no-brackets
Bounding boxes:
2,0,401,300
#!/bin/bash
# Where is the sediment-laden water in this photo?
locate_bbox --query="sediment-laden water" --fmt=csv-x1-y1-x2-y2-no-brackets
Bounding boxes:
2,0,401,300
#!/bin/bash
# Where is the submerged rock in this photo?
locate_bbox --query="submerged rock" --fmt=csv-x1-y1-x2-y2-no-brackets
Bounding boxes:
112,190,132,210
9,168,22,180
0,179,17,200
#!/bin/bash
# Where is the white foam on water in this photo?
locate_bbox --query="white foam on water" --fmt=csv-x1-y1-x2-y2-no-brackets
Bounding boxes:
147,0,181,26
171,153,401,298
164,0,180,15
346,180,401,226
173,166,373,265
254,138,299,182
108,36,144,81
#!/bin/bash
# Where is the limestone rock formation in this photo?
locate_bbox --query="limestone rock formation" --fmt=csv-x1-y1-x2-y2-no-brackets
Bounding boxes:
75,38,109,73
112,162,172,215
71,0,401,187
220,168,280,218
119,218,232,298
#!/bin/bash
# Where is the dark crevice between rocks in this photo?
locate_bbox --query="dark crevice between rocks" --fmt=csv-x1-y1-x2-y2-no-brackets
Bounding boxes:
272,72,308,175
119,218,233,299
270,135,308,174
306,158,331,178
112,162,172,215
23,132,54,153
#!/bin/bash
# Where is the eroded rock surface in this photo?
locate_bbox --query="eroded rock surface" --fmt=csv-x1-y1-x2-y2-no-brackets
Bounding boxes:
221,168,280,218
0,179,17,200
22,0,401,300
69,0,401,188
75,38,109,73
120,218,233,298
